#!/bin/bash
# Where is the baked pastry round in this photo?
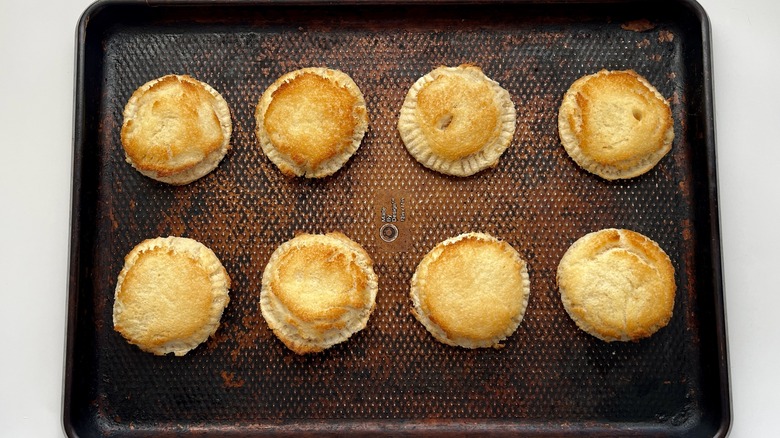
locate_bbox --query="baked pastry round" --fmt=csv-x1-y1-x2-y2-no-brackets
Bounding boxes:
556,228,676,342
121,74,232,185
398,64,516,177
113,236,231,356
255,67,369,178
558,69,674,180
260,232,378,354
410,232,530,348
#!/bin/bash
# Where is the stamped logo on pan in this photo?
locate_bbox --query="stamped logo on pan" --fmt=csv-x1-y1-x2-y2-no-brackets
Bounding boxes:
374,190,412,252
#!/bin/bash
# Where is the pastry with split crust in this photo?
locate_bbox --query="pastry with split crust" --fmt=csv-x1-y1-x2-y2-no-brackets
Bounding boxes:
121,74,232,184
113,236,231,356
410,232,530,348
260,232,378,354
398,64,516,177
255,67,369,178
558,69,674,180
556,228,676,342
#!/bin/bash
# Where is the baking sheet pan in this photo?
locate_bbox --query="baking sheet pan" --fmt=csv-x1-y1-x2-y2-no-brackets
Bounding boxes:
64,0,730,436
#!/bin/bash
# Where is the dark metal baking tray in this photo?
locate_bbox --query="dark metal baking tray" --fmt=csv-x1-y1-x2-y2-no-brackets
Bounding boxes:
64,0,729,436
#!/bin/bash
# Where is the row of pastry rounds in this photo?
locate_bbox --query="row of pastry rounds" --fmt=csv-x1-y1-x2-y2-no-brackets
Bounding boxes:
112,228,675,356
119,65,674,183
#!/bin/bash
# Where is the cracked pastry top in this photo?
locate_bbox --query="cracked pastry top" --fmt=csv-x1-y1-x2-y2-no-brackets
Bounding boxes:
120,74,232,185
410,232,530,348
112,236,231,356
260,232,378,354
556,228,676,342
255,67,369,178
398,64,516,177
558,69,674,180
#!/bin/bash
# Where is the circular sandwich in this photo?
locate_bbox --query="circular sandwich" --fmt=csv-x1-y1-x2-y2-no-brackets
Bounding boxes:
410,232,530,348
121,74,232,184
398,64,516,177
558,69,674,180
556,228,676,342
260,232,378,354
255,67,369,178
113,236,231,356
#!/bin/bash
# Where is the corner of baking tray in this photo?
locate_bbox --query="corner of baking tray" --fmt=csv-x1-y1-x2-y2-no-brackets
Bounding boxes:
675,0,712,29
77,0,139,33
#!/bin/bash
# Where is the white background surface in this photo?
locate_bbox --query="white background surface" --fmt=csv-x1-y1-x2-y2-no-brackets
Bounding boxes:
0,0,777,436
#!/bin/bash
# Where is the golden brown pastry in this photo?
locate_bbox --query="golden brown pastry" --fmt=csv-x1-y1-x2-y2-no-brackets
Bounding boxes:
112,236,231,356
398,64,516,177
410,232,530,348
558,69,674,180
260,232,378,354
556,228,676,342
120,74,232,184
255,67,369,178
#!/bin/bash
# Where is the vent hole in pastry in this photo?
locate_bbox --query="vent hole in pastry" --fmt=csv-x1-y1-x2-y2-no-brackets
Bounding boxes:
632,108,643,121
437,114,454,130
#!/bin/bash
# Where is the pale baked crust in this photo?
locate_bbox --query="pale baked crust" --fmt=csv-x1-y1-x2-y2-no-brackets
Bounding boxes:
558,70,674,180
398,65,516,177
556,228,676,342
260,232,378,354
410,232,530,348
255,68,369,178
121,74,232,185
112,236,231,356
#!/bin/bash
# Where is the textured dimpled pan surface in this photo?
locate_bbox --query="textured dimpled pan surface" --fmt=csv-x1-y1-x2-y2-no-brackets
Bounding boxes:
65,1,729,437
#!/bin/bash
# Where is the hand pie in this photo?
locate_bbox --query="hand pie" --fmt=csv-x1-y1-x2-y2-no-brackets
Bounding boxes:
113,236,231,355
255,68,369,178
260,232,378,354
398,65,516,177
121,75,232,185
558,69,674,180
557,228,676,342
410,232,530,348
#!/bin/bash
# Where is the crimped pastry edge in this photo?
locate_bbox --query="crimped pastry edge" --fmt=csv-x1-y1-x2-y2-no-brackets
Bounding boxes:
398,65,517,177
